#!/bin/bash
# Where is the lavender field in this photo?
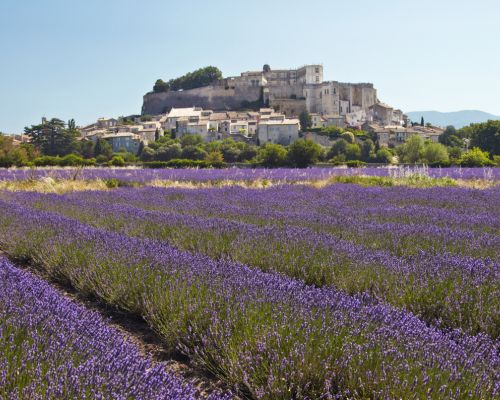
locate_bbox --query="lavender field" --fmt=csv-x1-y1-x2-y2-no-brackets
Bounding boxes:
0,165,499,185
0,167,499,399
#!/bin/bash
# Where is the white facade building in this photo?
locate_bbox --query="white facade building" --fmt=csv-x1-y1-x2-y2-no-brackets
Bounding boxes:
257,118,300,146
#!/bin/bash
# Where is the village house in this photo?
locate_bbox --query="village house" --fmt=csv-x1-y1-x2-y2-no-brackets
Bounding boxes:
368,124,444,147
322,114,345,128
100,132,141,153
160,107,203,132
309,113,324,129
257,118,300,145
96,117,118,129
176,117,210,139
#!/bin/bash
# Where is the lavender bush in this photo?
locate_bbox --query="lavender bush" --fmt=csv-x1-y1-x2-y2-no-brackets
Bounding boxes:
0,166,499,183
5,184,498,337
0,200,497,399
0,257,230,400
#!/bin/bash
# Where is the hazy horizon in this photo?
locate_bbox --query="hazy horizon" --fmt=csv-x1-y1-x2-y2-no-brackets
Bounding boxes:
1,0,499,133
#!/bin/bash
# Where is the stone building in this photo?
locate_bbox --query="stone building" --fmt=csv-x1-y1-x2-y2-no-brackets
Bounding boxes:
257,118,300,146
142,64,380,121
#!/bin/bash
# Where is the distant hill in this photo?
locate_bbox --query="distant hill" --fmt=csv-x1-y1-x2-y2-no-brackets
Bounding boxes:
406,110,500,128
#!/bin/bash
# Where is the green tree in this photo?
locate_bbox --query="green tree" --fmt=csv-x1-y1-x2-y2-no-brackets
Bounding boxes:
180,134,204,147
24,118,77,156
94,138,113,159
153,79,170,93
469,120,500,155
299,111,312,131
156,143,182,161
438,126,463,147
109,155,125,166
140,146,156,161
263,64,271,73
420,116,425,127
161,66,223,92
257,143,288,167
340,131,355,144
375,147,393,164
328,139,349,159
205,150,224,164
137,141,145,157
287,139,322,168
78,139,95,158
238,143,258,162
345,143,362,160
181,145,207,160
361,139,375,161
397,135,425,163
422,141,449,164
219,139,241,163
321,126,344,139
0,134,31,167
67,118,76,131
448,147,462,164
459,147,494,167
155,128,161,142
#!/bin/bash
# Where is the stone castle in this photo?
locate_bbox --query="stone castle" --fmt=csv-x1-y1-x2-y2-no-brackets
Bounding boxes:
142,64,402,127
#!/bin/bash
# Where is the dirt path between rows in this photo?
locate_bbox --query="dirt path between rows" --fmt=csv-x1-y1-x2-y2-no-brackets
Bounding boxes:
1,252,236,399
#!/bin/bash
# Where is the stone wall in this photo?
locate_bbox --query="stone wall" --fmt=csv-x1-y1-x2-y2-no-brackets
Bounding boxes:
270,98,307,117
142,85,262,115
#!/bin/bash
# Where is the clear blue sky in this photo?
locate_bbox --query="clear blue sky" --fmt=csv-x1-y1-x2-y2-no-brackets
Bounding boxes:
1,0,499,133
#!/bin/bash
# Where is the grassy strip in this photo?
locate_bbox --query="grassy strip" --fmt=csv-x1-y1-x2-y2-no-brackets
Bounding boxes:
0,174,497,193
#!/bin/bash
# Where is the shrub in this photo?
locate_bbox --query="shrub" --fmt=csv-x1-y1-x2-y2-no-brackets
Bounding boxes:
60,154,85,166
428,160,451,167
256,144,288,167
104,178,120,188
345,143,362,160
205,151,224,164
397,135,425,164
458,147,494,167
181,145,207,160
345,160,366,167
95,155,109,164
143,159,225,169
33,156,61,166
287,139,322,168
156,143,182,161
340,131,355,144
109,155,125,167
327,139,348,159
375,148,393,164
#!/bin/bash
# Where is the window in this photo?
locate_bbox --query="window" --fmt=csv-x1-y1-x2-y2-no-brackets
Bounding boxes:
315,76,320,83
315,67,319,73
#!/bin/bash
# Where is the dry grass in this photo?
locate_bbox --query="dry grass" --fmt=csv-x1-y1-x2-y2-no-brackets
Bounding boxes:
0,177,109,194
0,175,497,193
149,179,274,189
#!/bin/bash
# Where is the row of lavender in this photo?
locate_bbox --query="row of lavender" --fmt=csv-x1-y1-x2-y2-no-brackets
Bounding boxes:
0,257,230,400
0,166,499,182
0,199,497,399
6,185,498,337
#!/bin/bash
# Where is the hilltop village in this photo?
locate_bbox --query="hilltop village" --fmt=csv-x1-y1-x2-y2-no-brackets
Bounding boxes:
14,63,498,169
75,64,443,153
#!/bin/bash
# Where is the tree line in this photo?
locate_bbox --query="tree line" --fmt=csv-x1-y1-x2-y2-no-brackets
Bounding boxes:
153,66,223,93
0,117,499,168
